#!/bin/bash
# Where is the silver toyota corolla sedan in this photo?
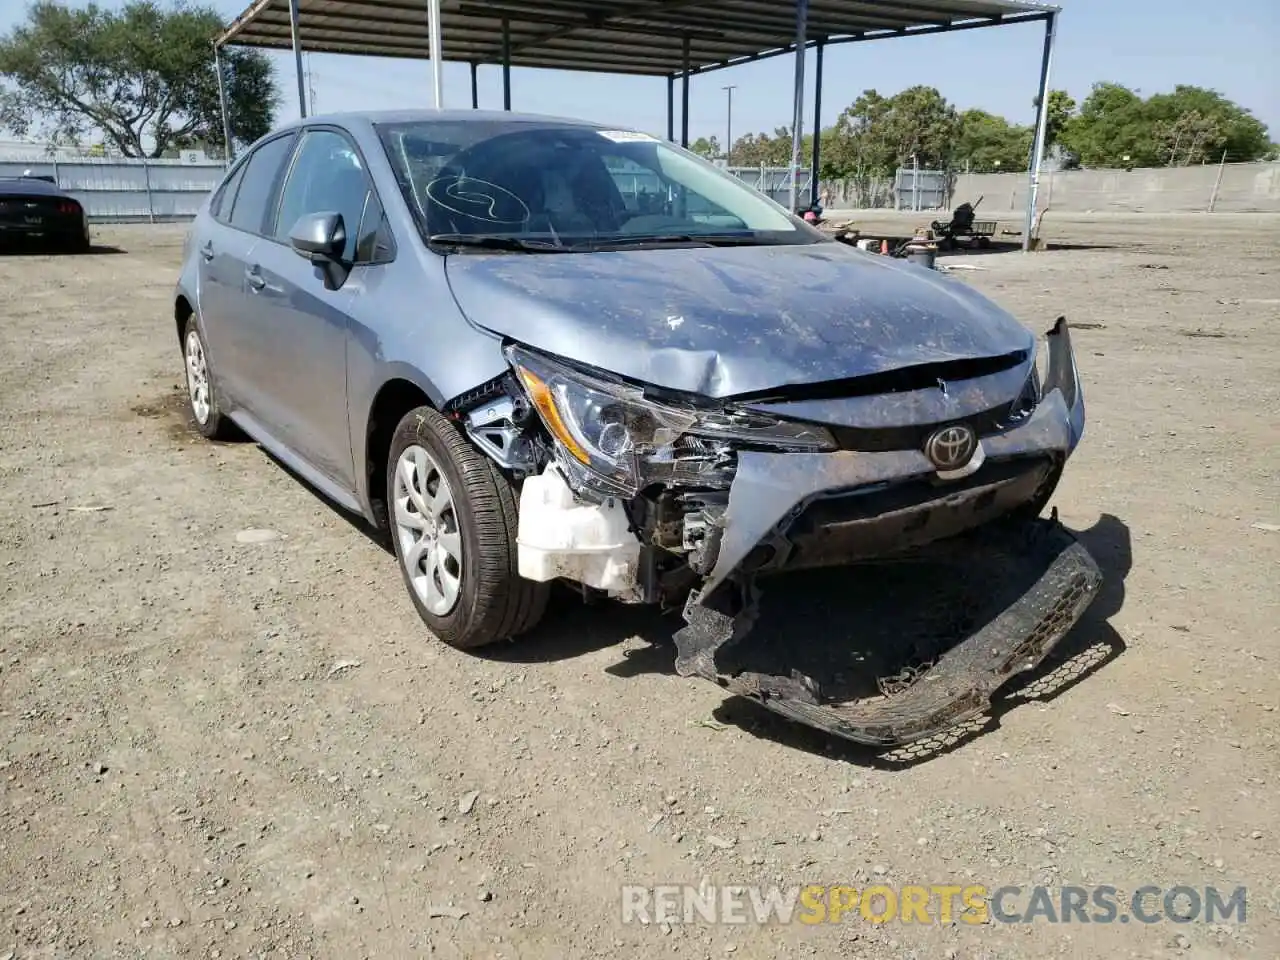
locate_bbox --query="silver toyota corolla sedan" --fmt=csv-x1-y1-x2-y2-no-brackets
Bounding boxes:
174,110,1101,746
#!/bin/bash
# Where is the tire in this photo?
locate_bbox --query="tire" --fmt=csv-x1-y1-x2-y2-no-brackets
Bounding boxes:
387,405,548,649
181,315,236,440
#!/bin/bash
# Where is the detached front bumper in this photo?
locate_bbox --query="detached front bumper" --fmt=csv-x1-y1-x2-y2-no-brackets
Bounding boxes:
672,318,1101,747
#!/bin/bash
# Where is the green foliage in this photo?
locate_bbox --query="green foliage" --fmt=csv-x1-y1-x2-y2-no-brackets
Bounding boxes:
955,109,1032,173
721,82,1269,178
688,135,721,159
727,127,794,167
1044,90,1076,149
0,0,278,157
1059,82,1271,167
834,86,960,175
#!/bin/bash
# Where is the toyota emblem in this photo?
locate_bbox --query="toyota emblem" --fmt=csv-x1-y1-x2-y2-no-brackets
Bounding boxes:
925,424,977,471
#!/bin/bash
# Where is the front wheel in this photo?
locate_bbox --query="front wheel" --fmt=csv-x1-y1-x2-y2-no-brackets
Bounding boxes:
387,405,548,649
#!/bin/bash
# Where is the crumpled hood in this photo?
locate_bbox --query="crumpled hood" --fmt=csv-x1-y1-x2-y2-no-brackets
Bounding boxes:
445,242,1034,398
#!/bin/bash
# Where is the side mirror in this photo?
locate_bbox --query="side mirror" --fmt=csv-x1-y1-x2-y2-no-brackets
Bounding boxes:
289,211,347,263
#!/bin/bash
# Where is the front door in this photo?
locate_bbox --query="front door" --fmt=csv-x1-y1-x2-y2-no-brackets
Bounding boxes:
247,127,380,490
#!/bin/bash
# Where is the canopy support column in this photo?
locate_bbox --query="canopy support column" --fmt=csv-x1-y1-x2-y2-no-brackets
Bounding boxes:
810,37,824,208
1023,11,1057,251
788,0,809,213
470,62,479,108
680,36,690,147
666,75,675,141
502,19,512,110
214,44,234,163
427,0,443,108
288,0,306,117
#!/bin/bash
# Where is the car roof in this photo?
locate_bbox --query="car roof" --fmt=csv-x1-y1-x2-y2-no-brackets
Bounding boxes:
275,108,612,133
0,177,69,197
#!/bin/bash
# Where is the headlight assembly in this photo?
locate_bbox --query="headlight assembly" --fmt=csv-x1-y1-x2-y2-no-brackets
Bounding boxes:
504,344,834,497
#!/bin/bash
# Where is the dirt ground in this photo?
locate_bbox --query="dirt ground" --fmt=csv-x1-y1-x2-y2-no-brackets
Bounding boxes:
1,213,1277,960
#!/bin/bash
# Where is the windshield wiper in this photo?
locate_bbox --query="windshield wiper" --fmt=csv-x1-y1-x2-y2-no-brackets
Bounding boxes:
427,233,568,253
578,233,777,251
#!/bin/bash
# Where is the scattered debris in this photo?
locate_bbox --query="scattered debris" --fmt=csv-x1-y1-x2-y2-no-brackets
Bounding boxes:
458,790,480,815
426,904,469,920
939,262,986,271
1180,329,1228,339
1070,322,1108,330
327,659,362,678
1137,263,1170,270
92,761,108,775
689,718,728,732
478,889,493,902
31,499,62,509
235,527,283,544
705,835,736,850
1250,522,1279,533
1107,703,1131,717
646,813,665,833
70,505,113,513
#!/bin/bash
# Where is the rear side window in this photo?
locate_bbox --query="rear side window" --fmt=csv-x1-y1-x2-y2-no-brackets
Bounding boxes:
210,163,246,223
228,134,296,235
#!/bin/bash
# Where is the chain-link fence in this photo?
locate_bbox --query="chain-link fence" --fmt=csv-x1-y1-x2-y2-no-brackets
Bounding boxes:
0,143,227,223
723,165,945,212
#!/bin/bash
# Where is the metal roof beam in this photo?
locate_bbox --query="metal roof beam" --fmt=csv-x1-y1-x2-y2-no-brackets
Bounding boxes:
686,10,1049,75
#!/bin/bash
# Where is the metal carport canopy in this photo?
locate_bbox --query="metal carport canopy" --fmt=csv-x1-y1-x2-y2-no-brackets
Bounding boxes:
215,0,1061,249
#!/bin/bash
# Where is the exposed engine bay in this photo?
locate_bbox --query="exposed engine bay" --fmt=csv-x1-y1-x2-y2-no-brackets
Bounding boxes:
444,318,1101,747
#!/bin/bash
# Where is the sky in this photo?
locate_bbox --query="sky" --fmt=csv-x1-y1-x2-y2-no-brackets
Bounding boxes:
0,0,1276,144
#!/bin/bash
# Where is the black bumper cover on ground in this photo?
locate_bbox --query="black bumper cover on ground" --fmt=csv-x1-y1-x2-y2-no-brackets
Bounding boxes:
679,519,1101,747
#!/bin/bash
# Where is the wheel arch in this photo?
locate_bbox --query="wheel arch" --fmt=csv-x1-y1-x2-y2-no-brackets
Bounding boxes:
175,294,194,345
362,374,442,529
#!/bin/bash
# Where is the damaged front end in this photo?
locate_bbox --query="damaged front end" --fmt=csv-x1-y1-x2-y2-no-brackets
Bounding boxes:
451,319,1101,748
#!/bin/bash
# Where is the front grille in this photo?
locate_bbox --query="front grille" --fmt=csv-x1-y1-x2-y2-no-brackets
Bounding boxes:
826,404,1013,453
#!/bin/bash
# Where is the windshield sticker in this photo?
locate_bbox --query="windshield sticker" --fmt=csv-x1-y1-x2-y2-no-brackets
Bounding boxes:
598,130,658,144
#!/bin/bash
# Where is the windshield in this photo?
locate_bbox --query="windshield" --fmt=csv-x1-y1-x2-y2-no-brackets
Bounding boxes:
374,119,824,251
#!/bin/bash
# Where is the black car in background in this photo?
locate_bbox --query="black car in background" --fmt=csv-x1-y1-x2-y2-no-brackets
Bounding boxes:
0,176,90,251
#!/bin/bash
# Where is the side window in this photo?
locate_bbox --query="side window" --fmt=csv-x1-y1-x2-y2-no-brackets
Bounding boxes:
228,134,296,235
210,162,246,223
273,129,370,262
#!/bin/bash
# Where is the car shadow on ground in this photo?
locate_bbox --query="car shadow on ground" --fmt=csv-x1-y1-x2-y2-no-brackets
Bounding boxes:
0,242,127,256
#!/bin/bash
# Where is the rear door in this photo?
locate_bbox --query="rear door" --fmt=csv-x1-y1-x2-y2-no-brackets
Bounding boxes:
197,133,296,416
246,127,386,488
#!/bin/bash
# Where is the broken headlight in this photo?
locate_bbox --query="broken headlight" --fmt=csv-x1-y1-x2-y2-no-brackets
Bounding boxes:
505,344,835,497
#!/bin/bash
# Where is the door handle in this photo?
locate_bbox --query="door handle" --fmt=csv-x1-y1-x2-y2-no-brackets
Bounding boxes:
245,267,266,291
200,242,214,262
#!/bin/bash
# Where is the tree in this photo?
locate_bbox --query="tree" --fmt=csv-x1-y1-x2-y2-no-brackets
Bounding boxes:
1145,85,1270,164
0,0,278,157
831,86,961,176
1044,89,1076,149
954,109,1032,172
689,135,721,159
729,129,792,167
1058,82,1271,168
